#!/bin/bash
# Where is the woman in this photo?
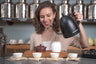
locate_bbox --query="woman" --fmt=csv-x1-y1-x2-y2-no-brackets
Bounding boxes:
30,1,89,51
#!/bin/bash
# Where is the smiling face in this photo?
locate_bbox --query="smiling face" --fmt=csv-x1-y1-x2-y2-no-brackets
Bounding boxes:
39,7,56,28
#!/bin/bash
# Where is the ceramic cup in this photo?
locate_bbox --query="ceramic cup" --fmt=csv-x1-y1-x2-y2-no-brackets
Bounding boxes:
18,39,23,44
13,53,23,57
68,53,78,58
32,53,42,58
9,39,17,44
50,53,59,58
51,41,61,52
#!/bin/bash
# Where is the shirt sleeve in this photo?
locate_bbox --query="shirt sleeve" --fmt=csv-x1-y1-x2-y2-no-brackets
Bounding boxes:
70,36,82,49
30,34,35,50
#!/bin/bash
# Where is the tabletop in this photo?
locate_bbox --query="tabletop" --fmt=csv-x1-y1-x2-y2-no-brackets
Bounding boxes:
0,56,96,64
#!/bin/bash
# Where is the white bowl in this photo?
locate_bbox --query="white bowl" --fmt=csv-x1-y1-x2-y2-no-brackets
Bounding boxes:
13,53,23,57
32,53,42,58
50,53,59,58
68,53,78,58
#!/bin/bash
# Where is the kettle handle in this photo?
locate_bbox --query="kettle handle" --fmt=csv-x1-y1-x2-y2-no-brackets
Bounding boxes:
69,12,80,26
77,21,80,25
69,12,76,21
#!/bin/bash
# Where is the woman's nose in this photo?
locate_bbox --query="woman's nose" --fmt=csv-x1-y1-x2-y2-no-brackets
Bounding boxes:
44,17,48,21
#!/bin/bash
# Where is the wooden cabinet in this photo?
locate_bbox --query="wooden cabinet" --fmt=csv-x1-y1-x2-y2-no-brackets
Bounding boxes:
6,44,30,54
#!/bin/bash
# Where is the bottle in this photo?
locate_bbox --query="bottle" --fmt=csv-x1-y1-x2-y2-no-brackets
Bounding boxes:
0,0,14,18
30,0,40,19
88,0,96,20
0,27,7,57
15,0,29,19
59,0,72,18
73,0,87,20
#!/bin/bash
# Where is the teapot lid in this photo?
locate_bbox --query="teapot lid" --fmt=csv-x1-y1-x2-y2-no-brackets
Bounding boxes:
36,44,46,48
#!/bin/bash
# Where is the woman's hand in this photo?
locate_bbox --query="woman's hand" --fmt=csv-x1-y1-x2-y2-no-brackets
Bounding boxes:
73,12,83,22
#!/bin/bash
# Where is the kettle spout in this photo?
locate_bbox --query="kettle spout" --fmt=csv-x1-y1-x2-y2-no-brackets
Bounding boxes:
50,25,62,35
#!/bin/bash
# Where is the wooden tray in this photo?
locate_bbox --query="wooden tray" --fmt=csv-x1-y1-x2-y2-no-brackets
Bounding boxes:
24,50,67,58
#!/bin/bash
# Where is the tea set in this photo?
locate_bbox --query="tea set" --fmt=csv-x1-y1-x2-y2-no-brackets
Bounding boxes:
12,41,78,59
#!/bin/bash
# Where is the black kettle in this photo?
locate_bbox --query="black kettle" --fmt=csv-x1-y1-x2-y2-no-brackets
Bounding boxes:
60,13,80,38
51,13,80,38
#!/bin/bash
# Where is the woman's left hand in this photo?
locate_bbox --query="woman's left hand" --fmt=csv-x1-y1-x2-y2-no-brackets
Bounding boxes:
73,12,83,22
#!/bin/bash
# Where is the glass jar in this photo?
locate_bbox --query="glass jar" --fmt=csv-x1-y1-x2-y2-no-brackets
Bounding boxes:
0,0,14,18
30,0,40,19
73,0,87,20
88,0,96,20
59,0,72,18
15,0,29,19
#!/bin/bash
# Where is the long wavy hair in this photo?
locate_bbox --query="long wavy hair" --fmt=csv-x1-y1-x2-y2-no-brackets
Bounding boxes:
33,1,60,34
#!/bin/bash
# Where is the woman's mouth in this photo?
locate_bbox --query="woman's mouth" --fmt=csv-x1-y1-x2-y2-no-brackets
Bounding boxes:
44,23,50,26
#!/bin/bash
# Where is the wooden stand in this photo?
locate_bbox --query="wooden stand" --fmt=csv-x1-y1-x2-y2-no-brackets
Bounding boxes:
24,50,67,58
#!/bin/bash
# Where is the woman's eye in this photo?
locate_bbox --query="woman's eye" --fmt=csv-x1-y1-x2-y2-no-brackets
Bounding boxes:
40,16,44,18
47,14,51,17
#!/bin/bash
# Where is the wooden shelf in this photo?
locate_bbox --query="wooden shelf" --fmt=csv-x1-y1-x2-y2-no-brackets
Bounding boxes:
1,18,96,25
0,18,33,23
0,18,34,25
82,22,96,24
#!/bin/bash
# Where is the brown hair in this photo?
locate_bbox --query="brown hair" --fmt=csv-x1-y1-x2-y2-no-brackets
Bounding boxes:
33,1,60,34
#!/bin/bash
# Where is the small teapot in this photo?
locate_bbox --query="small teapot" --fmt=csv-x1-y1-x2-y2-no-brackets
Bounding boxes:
34,44,46,52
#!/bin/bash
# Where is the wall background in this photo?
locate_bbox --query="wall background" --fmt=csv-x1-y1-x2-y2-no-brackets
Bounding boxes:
0,0,96,43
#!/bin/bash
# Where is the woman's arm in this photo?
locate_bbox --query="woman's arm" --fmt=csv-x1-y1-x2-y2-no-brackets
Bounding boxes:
79,23,89,48
74,12,89,48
